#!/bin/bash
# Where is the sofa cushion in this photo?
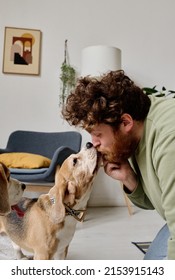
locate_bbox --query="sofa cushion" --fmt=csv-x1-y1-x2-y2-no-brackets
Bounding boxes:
9,167,48,175
0,152,51,169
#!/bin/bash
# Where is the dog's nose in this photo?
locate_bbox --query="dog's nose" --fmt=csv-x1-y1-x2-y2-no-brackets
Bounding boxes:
22,183,26,190
86,142,93,149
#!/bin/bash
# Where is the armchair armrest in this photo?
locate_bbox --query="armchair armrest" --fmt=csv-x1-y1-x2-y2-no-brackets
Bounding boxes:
0,148,11,154
40,146,77,181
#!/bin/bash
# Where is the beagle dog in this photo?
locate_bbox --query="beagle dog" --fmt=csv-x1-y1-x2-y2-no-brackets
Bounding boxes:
0,143,101,260
0,162,26,215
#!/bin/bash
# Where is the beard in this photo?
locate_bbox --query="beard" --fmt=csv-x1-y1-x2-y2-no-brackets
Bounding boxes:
101,130,139,163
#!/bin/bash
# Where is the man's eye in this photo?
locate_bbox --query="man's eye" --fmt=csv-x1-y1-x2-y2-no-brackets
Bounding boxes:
73,158,78,166
95,133,101,138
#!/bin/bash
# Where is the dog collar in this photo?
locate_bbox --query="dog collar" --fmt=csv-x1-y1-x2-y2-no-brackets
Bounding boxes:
64,203,86,222
50,197,86,222
11,205,25,218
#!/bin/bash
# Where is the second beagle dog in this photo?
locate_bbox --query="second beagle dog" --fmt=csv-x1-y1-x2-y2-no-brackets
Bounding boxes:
0,162,26,215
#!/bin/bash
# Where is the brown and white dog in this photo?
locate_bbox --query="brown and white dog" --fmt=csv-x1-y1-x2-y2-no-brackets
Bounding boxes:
0,162,26,215
0,142,101,260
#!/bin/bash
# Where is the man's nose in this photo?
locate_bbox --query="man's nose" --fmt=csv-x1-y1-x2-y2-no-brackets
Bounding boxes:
91,136,100,148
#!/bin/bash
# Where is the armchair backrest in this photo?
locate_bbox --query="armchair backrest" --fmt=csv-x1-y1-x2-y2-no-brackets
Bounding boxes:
6,130,82,159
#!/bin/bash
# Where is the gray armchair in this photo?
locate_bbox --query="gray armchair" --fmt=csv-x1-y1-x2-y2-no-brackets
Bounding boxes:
0,130,82,185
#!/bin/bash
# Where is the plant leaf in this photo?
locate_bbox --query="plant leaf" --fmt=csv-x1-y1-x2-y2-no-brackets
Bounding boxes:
142,87,158,95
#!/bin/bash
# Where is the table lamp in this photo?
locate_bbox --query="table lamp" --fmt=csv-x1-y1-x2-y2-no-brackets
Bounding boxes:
81,45,121,77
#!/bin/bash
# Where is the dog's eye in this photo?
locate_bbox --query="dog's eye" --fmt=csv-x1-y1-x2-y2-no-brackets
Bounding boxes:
73,158,78,166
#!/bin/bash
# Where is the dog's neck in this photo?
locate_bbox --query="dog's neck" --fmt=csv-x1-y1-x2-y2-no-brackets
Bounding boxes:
11,204,25,218
50,197,86,222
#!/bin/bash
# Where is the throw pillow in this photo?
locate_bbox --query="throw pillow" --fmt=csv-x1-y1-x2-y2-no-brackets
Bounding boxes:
0,152,51,169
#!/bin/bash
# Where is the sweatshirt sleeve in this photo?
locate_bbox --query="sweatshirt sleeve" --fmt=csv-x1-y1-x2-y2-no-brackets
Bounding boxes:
123,156,155,210
124,182,155,210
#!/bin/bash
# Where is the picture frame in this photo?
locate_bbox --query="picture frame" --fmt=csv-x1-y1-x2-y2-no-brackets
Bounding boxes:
2,27,41,75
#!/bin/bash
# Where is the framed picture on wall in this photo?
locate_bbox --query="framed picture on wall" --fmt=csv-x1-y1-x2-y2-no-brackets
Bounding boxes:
2,27,41,75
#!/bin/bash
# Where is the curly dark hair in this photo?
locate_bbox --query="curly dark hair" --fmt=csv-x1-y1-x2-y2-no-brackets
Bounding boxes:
62,70,151,129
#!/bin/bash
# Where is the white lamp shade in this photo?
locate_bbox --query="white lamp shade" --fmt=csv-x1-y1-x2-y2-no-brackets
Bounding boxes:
81,45,121,77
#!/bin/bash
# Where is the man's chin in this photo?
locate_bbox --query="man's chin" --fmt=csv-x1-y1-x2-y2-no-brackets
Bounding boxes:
102,152,119,163
102,151,130,163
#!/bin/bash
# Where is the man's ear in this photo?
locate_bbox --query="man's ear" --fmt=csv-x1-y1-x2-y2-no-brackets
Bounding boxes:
120,113,134,132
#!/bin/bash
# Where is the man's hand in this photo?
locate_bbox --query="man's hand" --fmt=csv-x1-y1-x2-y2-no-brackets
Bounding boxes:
103,159,138,192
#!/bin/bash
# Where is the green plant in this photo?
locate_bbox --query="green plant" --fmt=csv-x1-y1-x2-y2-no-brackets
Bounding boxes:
59,40,76,106
143,86,175,98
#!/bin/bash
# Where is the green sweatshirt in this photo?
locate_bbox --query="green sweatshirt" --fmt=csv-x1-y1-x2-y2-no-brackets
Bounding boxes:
127,95,175,259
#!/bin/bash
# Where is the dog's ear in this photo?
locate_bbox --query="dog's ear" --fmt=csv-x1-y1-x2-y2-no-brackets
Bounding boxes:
0,163,11,215
43,180,77,225
54,164,76,205
37,192,65,225
49,180,76,224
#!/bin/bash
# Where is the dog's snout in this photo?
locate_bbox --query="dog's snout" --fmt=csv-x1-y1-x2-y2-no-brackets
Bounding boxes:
22,183,26,190
86,142,93,149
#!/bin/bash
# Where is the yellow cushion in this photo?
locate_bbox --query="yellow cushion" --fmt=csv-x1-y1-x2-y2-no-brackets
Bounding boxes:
0,152,51,169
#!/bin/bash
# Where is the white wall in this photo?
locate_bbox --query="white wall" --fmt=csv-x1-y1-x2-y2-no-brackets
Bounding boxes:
1,0,175,206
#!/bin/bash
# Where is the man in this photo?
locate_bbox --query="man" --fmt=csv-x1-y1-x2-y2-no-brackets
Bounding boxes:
62,70,175,260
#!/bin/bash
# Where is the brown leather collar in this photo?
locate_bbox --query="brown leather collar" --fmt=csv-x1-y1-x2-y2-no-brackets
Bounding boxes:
50,197,86,222
64,203,86,222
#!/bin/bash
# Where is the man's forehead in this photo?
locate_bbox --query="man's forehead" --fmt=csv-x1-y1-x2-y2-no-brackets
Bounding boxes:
86,124,102,133
87,124,120,137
